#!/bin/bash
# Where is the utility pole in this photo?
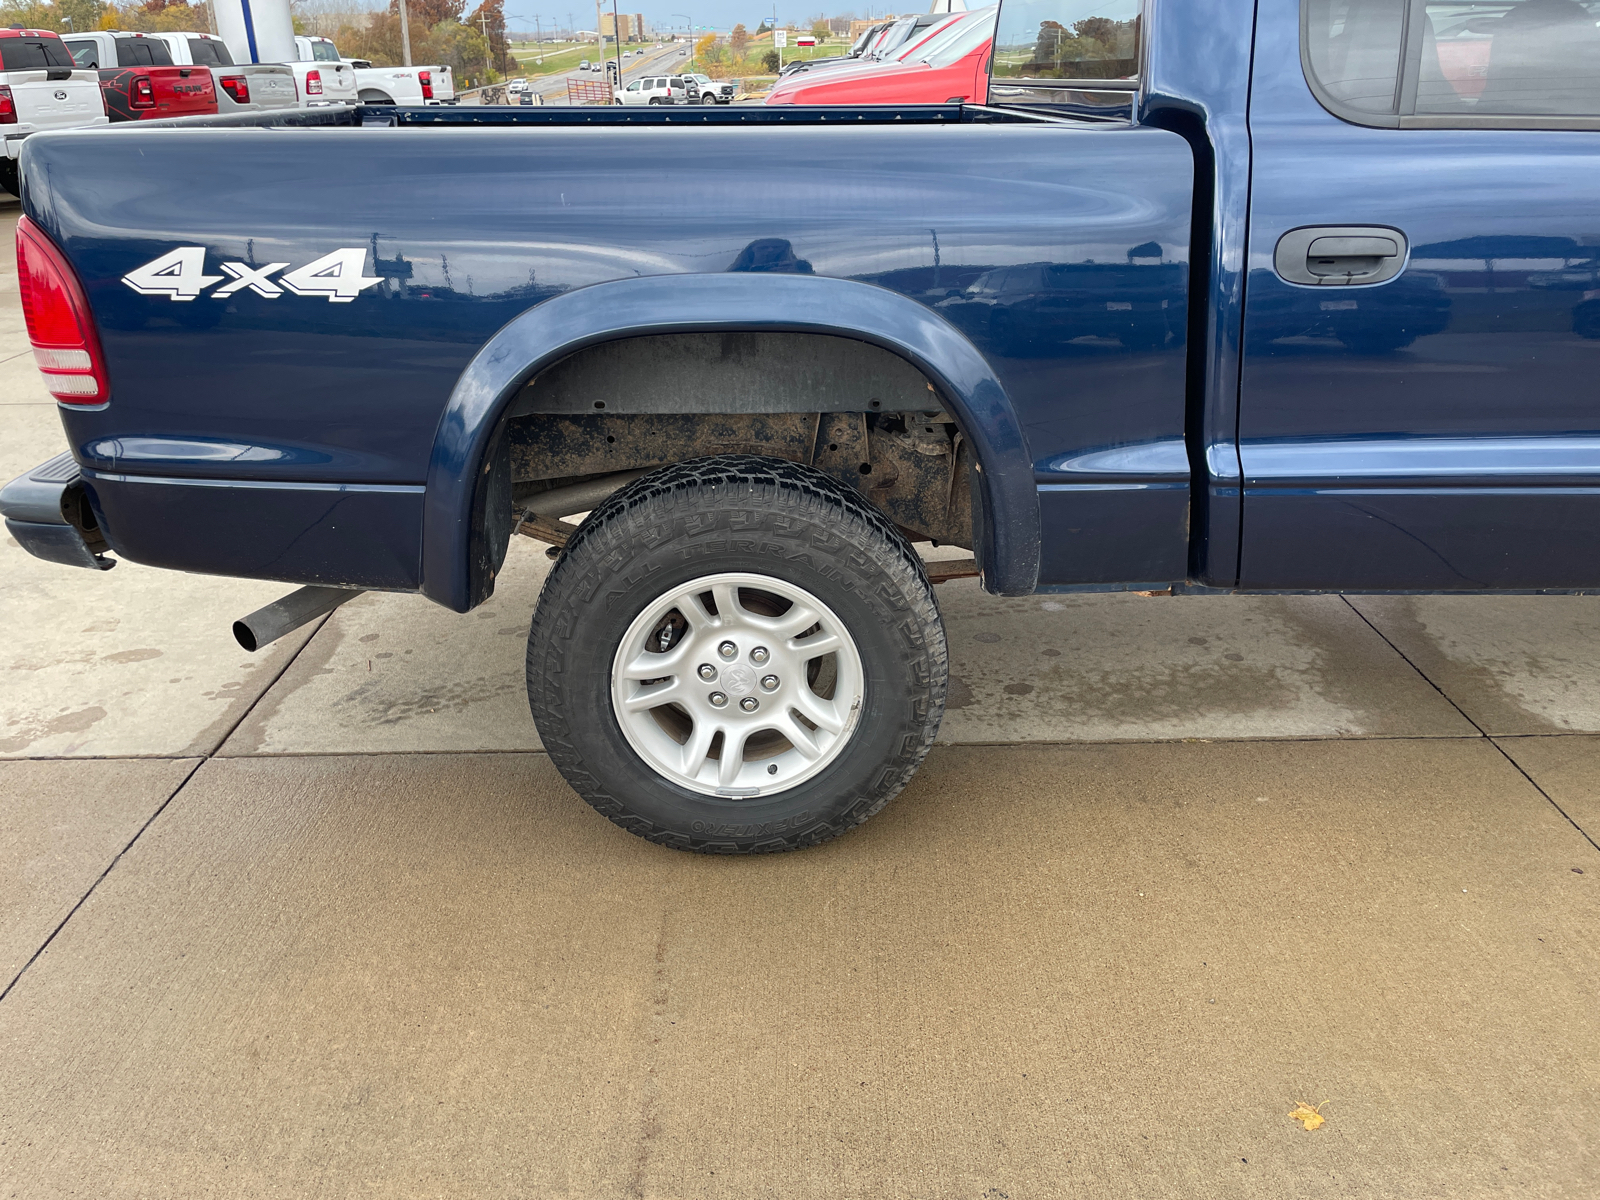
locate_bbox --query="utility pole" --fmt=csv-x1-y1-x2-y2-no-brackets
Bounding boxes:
533,14,543,63
610,0,623,85
479,8,494,76
398,0,413,66
593,0,604,65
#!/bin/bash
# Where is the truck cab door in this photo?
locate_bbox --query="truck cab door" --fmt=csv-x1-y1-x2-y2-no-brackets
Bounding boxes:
1239,0,1600,590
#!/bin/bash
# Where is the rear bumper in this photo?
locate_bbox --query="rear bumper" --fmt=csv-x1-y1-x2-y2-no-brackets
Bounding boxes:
0,452,115,571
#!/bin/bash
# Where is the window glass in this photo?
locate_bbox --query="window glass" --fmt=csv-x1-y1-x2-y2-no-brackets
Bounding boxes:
187,38,235,67
64,39,97,68
311,40,342,62
991,0,1141,81
626,80,640,90
669,76,685,85
0,39,48,70
1303,0,1405,113
1418,0,1600,115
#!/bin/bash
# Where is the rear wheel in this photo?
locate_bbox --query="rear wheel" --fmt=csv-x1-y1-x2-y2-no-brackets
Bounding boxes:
527,455,948,854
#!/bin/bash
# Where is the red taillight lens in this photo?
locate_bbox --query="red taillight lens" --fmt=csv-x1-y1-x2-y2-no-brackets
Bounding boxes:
16,217,108,405
420,70,433,99
220,74,249,103
305,68,323,95
0,85,15,125
131,76,155,108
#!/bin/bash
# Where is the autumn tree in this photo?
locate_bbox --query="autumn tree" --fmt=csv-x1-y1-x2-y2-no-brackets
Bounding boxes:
466,0,512,73
393,0,467,27
729,22,748,58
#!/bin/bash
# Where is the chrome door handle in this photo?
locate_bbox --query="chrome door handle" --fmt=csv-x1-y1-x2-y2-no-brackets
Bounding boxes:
1274,226,1408,286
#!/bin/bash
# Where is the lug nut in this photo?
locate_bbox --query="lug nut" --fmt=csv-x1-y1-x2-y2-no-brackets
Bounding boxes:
718,641,738,659
761,675,779,691
767,763,778,775
739,697,759,712
709,692,728,708
698,663,717,681
750,646,770,664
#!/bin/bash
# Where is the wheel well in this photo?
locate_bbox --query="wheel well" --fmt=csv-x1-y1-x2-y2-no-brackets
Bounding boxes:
359,90,395,103
498,330,977,567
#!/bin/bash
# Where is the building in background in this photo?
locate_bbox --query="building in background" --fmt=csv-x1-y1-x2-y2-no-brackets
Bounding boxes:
600,13,649,42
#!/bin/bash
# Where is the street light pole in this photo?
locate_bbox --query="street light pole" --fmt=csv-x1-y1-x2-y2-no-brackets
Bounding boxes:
672,11,691,68
610,0,623,88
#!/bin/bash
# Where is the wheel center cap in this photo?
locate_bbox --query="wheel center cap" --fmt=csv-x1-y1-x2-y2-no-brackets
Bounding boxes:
722,664,757,697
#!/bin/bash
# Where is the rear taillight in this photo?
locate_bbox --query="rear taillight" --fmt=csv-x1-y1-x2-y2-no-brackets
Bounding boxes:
305,69,323,96
419,70,433,100
220,74,249,104
16,217,108,406
0,86,15,125
131,75,155,108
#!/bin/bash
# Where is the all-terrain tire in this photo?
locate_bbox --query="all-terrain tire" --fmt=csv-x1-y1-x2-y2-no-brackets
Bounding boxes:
526,455,948,854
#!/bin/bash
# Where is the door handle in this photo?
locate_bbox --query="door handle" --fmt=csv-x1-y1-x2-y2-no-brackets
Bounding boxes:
1274,225,1408,286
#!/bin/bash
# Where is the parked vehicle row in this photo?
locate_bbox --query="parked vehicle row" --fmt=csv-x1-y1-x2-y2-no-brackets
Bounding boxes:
614,72,733,105
1,26,460,195
766,6,1000,106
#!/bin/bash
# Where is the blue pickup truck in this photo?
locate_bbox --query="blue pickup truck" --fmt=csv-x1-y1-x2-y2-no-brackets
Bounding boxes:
6,0,1598,852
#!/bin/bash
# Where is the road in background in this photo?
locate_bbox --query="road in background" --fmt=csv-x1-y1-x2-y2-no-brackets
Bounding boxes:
464,40,695,105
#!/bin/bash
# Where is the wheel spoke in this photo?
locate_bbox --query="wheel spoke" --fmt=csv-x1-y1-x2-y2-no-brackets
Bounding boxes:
710,582,741,627
743,603,822,640
789,630,842,659
681,718,719,780
622,678,683,713
717,728,749,788
620,643,691,680
678,591,718,630
793,689,847,735
779,714,822,761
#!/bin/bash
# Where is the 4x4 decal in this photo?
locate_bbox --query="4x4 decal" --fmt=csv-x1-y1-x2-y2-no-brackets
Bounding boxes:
122,247,383,303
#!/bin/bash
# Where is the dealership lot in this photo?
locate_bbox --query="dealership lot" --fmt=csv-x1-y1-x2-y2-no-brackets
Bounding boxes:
2,194,1597,1197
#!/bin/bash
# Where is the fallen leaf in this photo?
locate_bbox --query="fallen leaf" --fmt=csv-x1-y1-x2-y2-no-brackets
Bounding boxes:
1288,1101,1329,1131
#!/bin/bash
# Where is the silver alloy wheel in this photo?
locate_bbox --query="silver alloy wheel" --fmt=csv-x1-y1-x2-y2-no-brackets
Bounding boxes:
610,572,864,797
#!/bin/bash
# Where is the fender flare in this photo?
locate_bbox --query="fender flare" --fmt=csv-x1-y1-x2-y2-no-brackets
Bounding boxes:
422,273,1039,610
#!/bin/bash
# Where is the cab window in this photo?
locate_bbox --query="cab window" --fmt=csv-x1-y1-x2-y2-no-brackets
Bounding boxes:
310,40,342,62
991,0,1141,82
64,39,97,68
0,37,74,71
116,39,173,68
1303,0,1600,125
187,38,235,68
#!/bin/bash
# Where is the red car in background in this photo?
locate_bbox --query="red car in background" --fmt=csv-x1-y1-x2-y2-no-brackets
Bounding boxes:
766,7,997,106
62,31,217,122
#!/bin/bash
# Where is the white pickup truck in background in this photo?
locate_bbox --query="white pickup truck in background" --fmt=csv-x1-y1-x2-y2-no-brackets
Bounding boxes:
287,36,358,107
149,32,297,113
288,35,454,106
0,28,107,196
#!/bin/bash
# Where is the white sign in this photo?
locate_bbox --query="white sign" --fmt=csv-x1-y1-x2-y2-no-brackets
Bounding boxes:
796,35,817,46
773,29,787,47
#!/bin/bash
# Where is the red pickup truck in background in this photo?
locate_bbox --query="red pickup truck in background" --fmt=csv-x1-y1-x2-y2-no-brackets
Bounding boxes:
62,30,216,122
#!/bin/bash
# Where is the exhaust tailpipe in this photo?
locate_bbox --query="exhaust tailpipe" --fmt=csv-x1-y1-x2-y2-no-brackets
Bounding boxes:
234,586,363,652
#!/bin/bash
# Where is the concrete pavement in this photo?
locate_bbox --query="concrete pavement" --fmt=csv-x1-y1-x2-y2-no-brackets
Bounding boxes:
2,194,1598,1196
